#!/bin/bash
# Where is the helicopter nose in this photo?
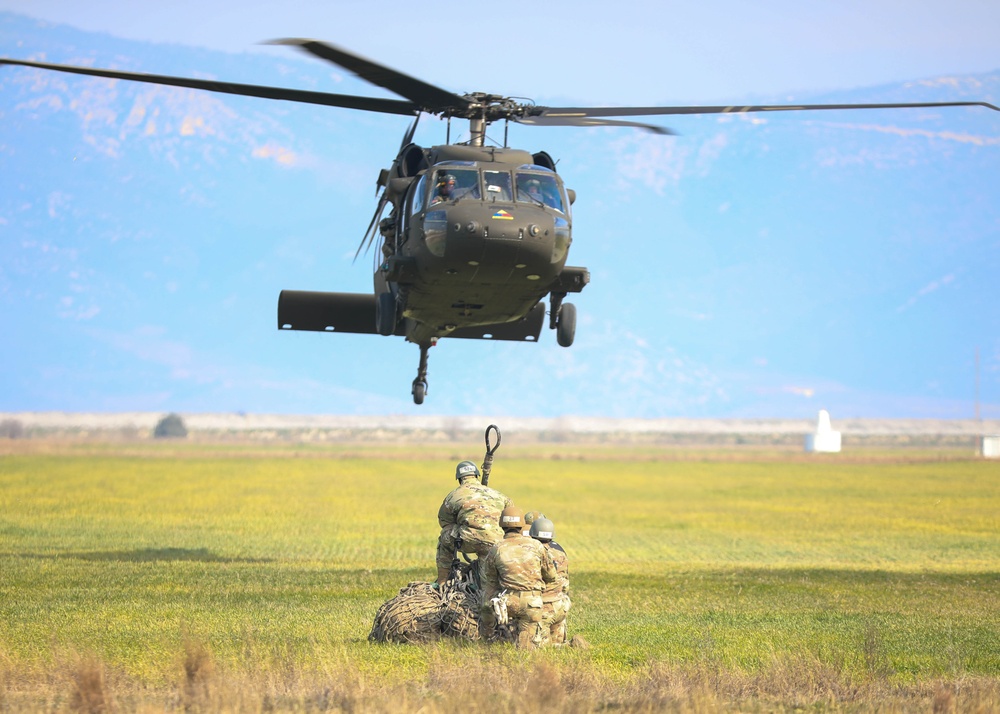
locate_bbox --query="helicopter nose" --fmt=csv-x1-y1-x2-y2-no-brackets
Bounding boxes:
449,211,557,273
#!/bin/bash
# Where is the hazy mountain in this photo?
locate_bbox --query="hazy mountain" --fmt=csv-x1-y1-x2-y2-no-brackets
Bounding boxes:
2,13,998,418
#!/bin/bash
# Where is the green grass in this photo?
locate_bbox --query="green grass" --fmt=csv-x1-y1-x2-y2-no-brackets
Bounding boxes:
1,445,998,710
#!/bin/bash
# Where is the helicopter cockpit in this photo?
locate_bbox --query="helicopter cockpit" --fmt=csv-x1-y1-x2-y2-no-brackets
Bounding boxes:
419,163,569,214
515,170,566,212
404,160,573,263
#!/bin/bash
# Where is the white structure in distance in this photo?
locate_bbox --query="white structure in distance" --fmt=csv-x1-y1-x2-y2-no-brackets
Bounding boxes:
805,409,842,453
982,435,1000,458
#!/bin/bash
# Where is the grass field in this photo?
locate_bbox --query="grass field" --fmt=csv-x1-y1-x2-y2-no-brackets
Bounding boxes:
1,440,998,711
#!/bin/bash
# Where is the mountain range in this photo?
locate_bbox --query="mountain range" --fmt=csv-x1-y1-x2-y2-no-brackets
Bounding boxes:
1,13,998,418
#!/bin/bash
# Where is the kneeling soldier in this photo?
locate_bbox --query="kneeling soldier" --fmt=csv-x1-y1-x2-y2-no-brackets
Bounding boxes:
479,505,557,648
530,516,571,645
436,460,512,585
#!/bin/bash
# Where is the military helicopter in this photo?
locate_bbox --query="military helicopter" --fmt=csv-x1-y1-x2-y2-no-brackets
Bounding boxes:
3,41,997,404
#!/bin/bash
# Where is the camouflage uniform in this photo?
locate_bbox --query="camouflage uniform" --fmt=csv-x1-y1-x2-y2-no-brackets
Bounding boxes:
540,541,571,645
479,531,557,648
436,477,512,583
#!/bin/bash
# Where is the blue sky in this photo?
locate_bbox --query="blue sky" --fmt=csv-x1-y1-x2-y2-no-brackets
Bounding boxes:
4,0,1000,103
1,3,999,418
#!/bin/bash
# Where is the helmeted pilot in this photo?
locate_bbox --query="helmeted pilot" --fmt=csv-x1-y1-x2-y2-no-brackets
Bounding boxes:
518,177,544,204
431,173,457,205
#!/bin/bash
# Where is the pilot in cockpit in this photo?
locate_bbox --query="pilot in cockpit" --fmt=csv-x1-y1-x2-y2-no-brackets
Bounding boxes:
431,174,457,205
518,177,544,204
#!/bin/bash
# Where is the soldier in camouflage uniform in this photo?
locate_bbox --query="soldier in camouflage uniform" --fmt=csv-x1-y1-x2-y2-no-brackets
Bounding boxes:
479,505,557,648
436,460,513,585
522,510,542,536
529,515,571,645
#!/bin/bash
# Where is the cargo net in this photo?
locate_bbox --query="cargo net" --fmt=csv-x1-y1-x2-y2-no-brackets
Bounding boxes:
369,563,481,644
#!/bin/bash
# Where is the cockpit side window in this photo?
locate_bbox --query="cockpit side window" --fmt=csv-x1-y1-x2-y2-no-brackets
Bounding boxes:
411,174,427,215
515,172,565,212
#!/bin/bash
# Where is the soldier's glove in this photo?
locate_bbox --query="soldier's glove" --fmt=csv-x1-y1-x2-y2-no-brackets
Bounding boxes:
491,590,509,625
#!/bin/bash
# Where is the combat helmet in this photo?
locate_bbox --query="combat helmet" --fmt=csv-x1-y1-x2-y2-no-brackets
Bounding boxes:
500,505,524,531
529,517,555,542
455,460,480,481
522,510,542,535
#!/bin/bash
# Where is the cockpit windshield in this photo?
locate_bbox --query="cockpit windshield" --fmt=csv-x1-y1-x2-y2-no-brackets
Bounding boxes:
515,172,565,212
482,170,513,202
430,168,479,204
424,165,567,213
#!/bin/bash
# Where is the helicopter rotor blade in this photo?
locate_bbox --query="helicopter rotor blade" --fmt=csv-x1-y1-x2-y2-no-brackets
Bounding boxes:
399,114,421,151
515,114,675,135
0,57,419,116
353,115,422,261
354,116,418,261
269,39,474,114
354,194,389,262
530,100,1000,120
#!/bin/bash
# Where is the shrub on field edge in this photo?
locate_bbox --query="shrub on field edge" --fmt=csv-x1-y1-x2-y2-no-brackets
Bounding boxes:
153,413,188,439
0,419,25,439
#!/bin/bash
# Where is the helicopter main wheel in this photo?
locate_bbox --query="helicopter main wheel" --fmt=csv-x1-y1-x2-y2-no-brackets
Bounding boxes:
412,380,427,405
376,292,396,336
556,302,577,347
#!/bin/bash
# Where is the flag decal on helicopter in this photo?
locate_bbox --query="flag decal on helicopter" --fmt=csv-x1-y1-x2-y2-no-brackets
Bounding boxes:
492,210,514,220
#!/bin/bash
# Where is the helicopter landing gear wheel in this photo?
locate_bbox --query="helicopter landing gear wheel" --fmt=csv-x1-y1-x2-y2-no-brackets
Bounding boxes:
376,292,396,336
556,302,577,347
411,341,433,405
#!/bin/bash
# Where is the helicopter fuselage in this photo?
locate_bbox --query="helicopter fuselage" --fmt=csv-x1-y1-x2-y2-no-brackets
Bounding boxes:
379,145,583,345
277,143,588,403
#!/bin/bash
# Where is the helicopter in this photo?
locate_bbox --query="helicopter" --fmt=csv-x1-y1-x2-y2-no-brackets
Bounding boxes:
3,41,998,404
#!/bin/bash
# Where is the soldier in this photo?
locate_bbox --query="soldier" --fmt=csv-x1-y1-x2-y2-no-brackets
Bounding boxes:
522,510,542,536
436,460,512,586
530,516,571,645
479,505,557,648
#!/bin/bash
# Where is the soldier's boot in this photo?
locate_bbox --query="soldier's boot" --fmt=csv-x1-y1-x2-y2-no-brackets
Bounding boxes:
552,620,567,645
436,565,451,586
515,623,536,649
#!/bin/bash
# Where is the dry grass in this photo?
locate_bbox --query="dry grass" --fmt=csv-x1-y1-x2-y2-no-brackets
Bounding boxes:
2,650,999,713
68,656,112,714
180,636,215,711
